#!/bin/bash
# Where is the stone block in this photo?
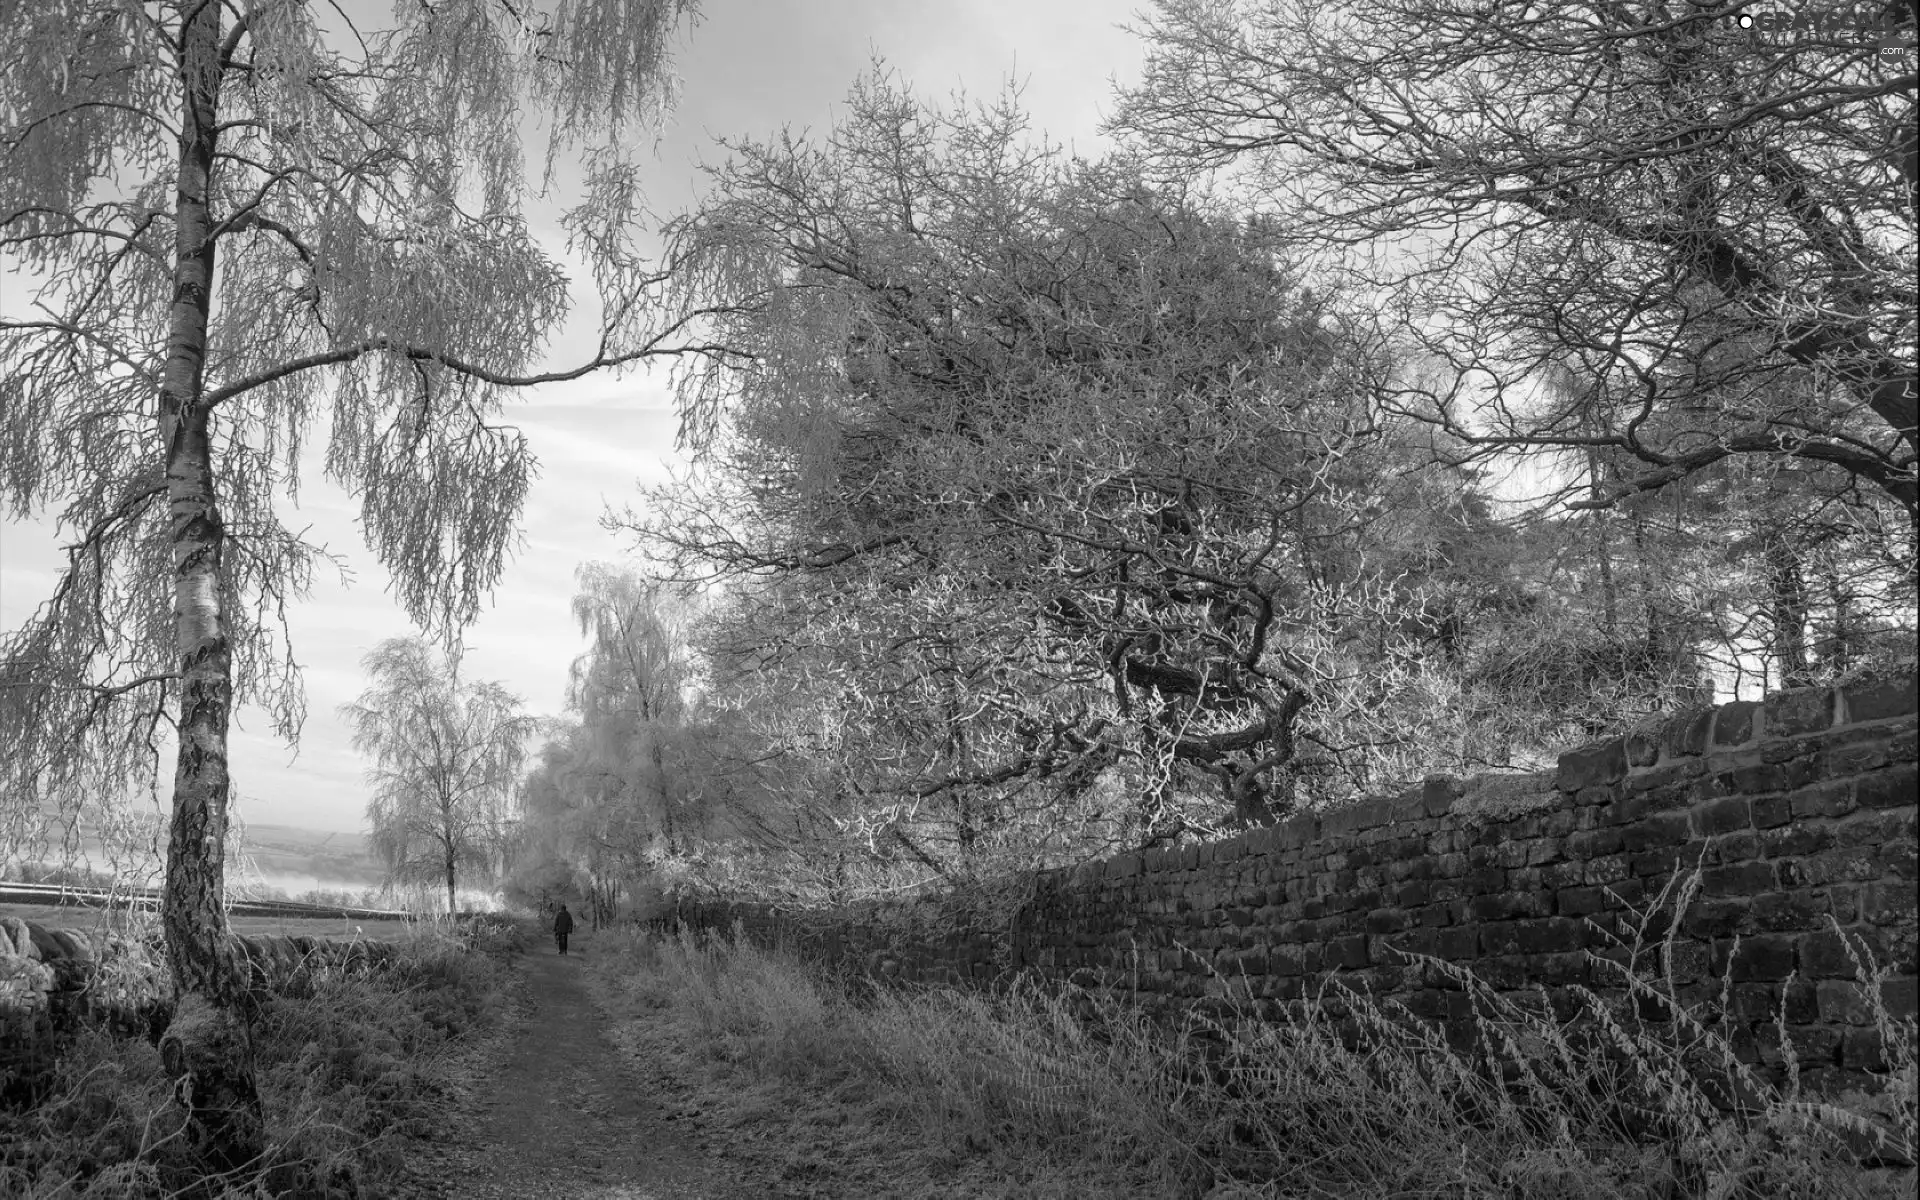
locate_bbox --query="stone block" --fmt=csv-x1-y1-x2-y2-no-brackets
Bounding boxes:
1800,928,1868,978
1749,794,1792,830
1620,810,1693,853
1855,764,1917,810
1522,839,1564,868
1712,701,1761,748
1600,791,1658,827
1325,934,1370,969
1761,736,1818,765
1662,707,1715,758
1364,907,1412,935
1749,890,1827,932
1838,675,1918,724
1508,917,1586,955
1862,881,1918,925
1555,885,1611,917
1821,741,1890,776
1575,784,1620,807
1565,828,1623,860
1582,855,1630,887
1718,761,1809,797
1696,795,1754,836
1681,897,1753,939
1882,842,1918,882
1700,861,1774,896
1533,950,1591,985
1433,926,1477,960
1463,865,1508,896
1788,780,1856,821
1474,955,1531,989
1392,879,1432,908
1557,739,1629,793
1765,687,1834,737
1421,775,1463,817
1624,727,1661,767
1721,932,1797,982
1881,976,1918,1020
1834,808,1917,851
1466,891,1548,922
1268,945,1310,976
25,924,61,962
1815,980,1878,1026
1841,1027,1888,1071
1628,844,1692,878
1454,773,1557,824
1800,847,1881,886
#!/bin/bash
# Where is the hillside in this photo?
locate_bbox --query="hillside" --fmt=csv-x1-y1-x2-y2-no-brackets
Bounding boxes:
231,821,386,895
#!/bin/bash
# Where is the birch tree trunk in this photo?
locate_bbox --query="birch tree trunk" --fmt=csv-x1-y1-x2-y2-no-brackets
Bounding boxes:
153,0,262,1168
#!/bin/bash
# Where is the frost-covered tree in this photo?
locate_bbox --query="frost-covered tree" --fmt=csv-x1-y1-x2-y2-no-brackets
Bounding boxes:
1,0,700,1161
624,74,1494,872
1114,0,1916,524
343,638,533,916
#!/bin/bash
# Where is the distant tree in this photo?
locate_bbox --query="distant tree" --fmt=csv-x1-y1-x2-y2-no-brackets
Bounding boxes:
568,564,696,855
509,567,716,924
1113,0,1916,529
0,0,698,1158
343,638,534,915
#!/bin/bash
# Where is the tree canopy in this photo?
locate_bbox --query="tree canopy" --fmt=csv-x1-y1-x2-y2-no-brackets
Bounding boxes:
1113,0,1917,526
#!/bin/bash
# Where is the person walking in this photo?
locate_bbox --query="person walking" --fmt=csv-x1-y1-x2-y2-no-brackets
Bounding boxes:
553,903,575,955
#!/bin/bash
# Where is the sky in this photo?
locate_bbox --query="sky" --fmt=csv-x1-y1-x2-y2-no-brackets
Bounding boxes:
0,2,1148,835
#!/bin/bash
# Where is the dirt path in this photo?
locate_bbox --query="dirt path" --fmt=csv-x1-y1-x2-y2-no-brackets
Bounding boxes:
429,931,748,1200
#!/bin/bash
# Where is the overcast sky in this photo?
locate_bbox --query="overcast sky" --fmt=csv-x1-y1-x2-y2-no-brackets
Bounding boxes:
0,2,1147,835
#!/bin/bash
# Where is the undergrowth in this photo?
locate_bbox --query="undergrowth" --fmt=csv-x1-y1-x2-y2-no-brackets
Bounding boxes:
601,888,1915,1199
0,914,523,1198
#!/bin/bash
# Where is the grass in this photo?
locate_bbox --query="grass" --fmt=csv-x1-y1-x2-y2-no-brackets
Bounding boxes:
0,912,525,1198
592,885,1916,1200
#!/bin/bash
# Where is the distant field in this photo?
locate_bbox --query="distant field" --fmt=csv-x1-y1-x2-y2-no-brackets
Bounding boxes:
10,815,389,900
0,902,414,942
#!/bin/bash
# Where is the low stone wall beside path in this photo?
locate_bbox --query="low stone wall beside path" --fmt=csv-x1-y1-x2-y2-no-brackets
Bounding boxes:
1,918,400,1076
662,671,1919,1099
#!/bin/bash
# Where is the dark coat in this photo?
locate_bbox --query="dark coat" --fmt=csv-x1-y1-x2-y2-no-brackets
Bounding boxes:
553,907,575,935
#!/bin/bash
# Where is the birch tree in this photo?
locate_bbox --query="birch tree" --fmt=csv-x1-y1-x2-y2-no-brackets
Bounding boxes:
343,638,533,915
1,0,700,1163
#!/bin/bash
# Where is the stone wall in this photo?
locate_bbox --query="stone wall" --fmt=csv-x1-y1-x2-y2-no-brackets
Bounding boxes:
664,674,1918,1095
1,919,398,1077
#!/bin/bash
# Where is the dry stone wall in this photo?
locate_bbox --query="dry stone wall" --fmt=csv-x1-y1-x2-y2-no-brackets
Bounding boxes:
667,673,1918,1096
1,920,398,1077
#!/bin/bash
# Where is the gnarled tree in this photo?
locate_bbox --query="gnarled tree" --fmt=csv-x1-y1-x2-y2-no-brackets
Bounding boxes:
624,75,1510,882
